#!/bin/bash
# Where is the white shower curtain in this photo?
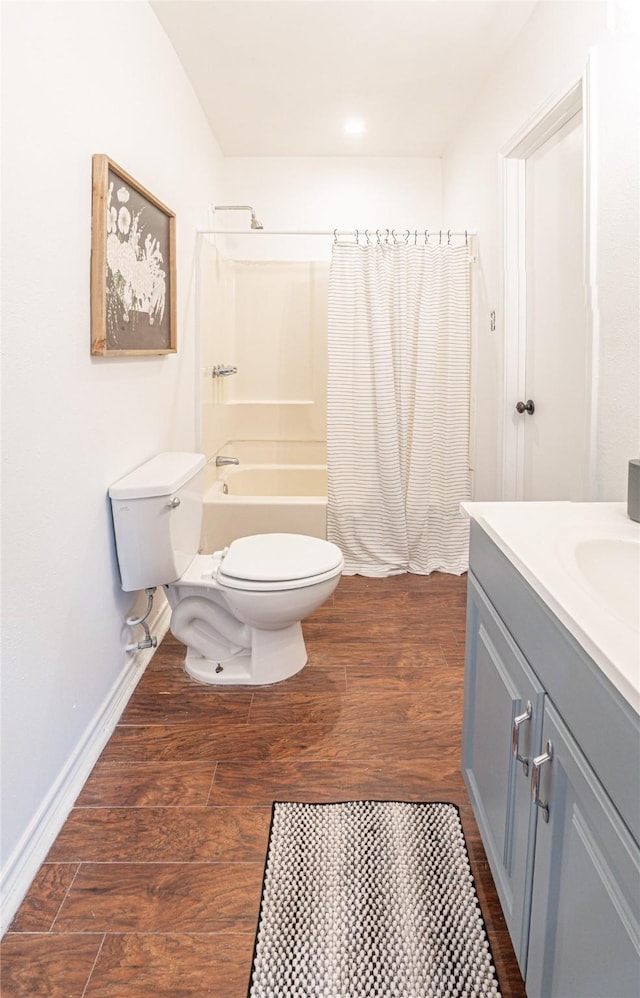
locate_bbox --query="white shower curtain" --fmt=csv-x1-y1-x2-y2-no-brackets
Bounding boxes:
327,241,471,576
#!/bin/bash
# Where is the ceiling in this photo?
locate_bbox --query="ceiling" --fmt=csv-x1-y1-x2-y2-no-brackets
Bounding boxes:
150,0,538,157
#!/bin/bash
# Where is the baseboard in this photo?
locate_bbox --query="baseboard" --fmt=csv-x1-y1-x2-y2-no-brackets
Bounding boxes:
0,602,171,936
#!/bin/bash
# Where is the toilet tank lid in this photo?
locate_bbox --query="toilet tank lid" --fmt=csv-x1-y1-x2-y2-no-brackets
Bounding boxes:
109,452,206,500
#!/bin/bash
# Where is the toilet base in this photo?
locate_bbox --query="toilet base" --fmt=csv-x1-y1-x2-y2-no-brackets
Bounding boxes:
183,621,308,686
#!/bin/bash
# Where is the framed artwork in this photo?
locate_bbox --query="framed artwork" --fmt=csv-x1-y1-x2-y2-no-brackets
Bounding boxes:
91,154,176,355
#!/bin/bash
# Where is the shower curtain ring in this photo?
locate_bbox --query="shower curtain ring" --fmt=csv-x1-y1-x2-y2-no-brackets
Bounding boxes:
439,230,442,244
447,230,452,244
425,229,429,244
403,230,410,244
365,229,371,244
333,229,338,244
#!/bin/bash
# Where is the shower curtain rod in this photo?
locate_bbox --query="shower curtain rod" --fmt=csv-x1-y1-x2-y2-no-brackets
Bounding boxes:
198,228,476,240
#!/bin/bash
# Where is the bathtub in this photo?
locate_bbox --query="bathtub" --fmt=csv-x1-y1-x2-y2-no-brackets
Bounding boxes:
201,440,328,552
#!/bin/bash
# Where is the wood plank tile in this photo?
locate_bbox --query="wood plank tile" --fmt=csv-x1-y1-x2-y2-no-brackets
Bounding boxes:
100,717,460,763
208,760,348,805
120,688,252,725
84,933,254,998
338,761,467,800
307,642,449,671
75,760,216,807
47,806,271,863
209,759,466,806
4,572,524,997
344,662,463,693
8,863,79,932
53,863,263,933
0,932,102,998
247,690,457,725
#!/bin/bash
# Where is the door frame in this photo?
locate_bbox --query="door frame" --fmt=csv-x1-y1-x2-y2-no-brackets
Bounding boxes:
500,61,599,500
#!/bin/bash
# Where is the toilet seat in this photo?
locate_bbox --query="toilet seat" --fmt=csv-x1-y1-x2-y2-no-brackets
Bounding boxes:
217,533,343,592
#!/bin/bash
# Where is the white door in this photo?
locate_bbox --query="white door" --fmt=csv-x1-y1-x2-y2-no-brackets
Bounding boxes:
520,111,590,500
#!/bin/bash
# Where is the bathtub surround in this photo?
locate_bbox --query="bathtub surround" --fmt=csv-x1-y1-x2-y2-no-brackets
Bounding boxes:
199,247,329,460
200,156,443,463
328,240,471,576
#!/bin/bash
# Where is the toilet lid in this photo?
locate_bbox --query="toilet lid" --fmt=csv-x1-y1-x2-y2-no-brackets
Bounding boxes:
218,533,343,585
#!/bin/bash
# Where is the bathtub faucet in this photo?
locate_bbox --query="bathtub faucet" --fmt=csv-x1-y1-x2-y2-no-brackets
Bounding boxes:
215,456,239,467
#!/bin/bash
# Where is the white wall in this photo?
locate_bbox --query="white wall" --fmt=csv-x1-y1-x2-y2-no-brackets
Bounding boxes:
592,26,640,498
0,0,223,929
442,0,639,500
221,156,443,234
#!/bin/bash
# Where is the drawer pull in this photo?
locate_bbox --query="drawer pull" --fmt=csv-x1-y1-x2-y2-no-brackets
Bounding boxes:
531,740,553,823
512,700,532,775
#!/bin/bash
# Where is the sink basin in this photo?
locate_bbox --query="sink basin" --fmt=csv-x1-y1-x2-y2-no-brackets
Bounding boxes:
574,538,640,630
462,501,640,712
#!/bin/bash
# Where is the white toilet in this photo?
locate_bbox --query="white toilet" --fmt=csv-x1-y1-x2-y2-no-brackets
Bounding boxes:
109,452,343,685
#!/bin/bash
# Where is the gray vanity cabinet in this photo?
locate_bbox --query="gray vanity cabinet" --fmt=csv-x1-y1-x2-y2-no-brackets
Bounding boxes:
463,521,640,998
526,700,640,998
462,575,544,975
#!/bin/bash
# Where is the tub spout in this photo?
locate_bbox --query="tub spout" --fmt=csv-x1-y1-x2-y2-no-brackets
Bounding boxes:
215,456,239,467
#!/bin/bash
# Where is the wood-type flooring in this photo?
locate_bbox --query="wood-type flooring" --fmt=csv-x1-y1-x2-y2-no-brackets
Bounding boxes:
1,572,526,997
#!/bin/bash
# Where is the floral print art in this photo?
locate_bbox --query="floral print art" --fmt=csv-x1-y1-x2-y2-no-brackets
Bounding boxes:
105,178,168,349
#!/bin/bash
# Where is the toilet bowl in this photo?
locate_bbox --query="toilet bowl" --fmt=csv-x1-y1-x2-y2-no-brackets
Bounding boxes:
166,534,343,685
109,453,344,686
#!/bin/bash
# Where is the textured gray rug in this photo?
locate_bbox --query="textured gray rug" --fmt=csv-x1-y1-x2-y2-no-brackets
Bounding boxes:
249,801,501,997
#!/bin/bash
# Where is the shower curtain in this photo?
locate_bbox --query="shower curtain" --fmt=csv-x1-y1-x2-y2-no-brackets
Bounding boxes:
327,240,472,576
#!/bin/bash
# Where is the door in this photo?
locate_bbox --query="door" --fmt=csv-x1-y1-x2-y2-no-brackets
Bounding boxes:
502,75,596,502
521,110,590,500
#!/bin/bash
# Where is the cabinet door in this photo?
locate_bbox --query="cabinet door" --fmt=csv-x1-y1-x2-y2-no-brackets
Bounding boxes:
462,575,545,974
527,701,640,998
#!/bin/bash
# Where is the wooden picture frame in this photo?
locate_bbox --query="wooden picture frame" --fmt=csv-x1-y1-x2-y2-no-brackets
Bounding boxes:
91,154,176,355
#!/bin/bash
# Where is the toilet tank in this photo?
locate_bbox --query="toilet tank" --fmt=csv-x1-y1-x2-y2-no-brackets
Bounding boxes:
109,452,206,591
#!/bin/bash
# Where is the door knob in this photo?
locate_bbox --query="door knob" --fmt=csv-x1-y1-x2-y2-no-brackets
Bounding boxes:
515,399,535,415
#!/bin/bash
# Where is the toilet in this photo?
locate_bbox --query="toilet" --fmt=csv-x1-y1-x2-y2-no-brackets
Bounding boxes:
109,452,343,685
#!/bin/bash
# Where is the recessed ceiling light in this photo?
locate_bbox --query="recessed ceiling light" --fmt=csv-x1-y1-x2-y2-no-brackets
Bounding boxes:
344,118,366,135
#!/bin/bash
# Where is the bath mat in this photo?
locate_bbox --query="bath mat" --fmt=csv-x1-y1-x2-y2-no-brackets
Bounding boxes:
249,800,501,997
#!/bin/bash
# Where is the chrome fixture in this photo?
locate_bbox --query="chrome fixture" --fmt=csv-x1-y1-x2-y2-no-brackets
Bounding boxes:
211,364,238,378
213,204,264,229
515,399,535,415
531,740,553,822
125,587,158,653
215,456,239,467
512,700,532,775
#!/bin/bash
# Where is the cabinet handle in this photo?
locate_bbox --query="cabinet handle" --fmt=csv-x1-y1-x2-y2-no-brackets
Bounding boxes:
531,740,553,823
512,700,532,775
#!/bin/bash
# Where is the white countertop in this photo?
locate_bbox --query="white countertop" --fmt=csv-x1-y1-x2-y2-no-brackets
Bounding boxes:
462,502,640,714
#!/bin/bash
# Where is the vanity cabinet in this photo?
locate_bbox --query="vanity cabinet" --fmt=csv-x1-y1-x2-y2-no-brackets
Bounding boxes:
462,522,640,998
462,575,544,974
